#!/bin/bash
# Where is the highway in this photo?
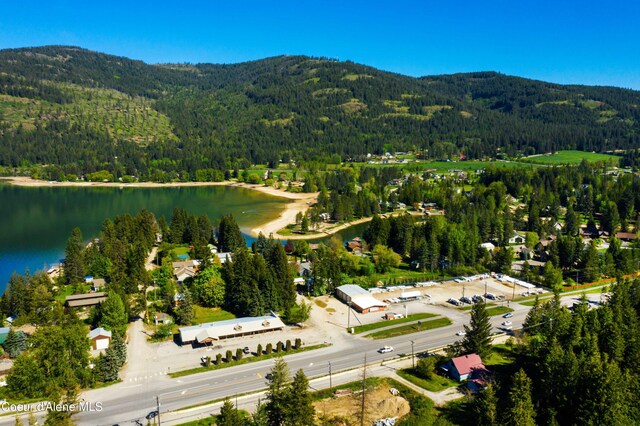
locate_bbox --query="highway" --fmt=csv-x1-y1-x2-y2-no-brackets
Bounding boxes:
1,297,566,426
76,306,528,425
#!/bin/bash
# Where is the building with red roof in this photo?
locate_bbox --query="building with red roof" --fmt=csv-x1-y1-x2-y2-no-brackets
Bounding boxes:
442,353,488,382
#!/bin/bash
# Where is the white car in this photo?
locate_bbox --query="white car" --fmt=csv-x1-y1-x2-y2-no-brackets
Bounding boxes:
456,330,466,336
503,312,513,318
378,346,394,354
501,321,512,326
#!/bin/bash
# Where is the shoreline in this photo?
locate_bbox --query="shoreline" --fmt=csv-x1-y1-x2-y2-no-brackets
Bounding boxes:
0,176,318,238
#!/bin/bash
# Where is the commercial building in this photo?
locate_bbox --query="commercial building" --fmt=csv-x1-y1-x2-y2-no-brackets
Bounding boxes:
179,314,285,344
65,292,107,308
335,284,388,314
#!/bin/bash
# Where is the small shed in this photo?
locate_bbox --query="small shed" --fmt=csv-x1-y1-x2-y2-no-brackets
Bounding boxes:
88,327,112,350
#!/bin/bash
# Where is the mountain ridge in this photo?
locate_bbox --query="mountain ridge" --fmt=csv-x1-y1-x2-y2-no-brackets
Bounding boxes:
0,45,638,179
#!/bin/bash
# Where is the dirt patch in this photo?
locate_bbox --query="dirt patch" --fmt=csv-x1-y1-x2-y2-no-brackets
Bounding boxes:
315,299,328,308
314,382,410,425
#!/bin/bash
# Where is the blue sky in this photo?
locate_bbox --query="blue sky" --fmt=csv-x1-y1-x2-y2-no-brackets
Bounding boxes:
1,1,639,88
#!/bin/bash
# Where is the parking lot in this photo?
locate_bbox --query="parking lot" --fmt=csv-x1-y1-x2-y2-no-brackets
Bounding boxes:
369,276,522,307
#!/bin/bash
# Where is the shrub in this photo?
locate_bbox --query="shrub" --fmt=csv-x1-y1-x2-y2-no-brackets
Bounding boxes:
216,353,222,365
266,343,273,354
236,348,243,361
226,350,233,363
205,356,211,367
295,338,302,349
285,340,292,352
257,344,263,356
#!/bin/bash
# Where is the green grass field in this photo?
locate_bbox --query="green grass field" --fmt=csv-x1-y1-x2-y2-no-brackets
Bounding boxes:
348,160,537,172
520,150,620,165
485,306,514,316
351,313,437,334
368,317,452,339
397,368,458,392
193,306,236,324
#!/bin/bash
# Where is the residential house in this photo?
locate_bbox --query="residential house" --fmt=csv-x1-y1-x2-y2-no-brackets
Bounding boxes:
441,353,488,382
479,242,496,252
346,237,363,253
174,266,196,283
615,232,638,242
91,278,106,292
508,231,526,245
154,312,172,325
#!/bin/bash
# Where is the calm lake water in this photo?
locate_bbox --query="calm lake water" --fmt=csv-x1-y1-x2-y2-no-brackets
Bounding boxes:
0,184,291,292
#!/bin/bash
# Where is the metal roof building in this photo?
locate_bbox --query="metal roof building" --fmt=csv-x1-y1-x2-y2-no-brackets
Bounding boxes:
335,284,388,314
179,314,285,344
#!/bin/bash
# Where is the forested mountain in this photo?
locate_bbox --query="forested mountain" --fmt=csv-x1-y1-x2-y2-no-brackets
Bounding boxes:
1,46,639,179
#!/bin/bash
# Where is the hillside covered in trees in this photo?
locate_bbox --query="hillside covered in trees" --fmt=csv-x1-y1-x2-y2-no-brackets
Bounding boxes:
1,45,639,180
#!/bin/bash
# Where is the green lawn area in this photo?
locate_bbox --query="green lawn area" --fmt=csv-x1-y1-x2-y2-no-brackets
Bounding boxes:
485,306,514,316
172,245,191,257
520,150,620,165
397,368,458,392
484,344,518,366
170,343,329,378
193,306,236,324
368,317,452,339
352,313,437,334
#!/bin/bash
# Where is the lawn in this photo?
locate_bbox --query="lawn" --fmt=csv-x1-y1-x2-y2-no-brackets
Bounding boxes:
193,306,236,324
368,317,452,339
351,313,437,334
170,343,329,378
484,344,518,366
520,150,620,165
397,368,458,392
485,306,514,316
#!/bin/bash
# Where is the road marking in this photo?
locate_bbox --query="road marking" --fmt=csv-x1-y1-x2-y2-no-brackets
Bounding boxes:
121,384,142,389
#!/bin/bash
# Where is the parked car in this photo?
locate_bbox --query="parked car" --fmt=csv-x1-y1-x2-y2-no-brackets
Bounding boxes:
146,411,158,420
503,312,514,318
378,346,394,354
456,330,466,336
243,346,250,354
501,320,513,326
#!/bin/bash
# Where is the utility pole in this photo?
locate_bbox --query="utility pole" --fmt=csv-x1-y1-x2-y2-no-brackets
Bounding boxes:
347,301,352,331
410,340,415,368
328,361,333,391
484,280,488,296
360,354,367,426
404,304,407,318
156,395,161,426
512,282,516,301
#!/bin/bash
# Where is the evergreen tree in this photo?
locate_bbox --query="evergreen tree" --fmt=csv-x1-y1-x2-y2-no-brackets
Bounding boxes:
176,288,194,325
111,334,127,368
3,330,27,358
218,214,244,253
504,369,536,426
63,227,85,285
283,369,315,426
462,300,492,358
217,398,241,426
193,267,225,307
98,347,119,382
265,357,290,426
99,291,128,337
474,382,499,426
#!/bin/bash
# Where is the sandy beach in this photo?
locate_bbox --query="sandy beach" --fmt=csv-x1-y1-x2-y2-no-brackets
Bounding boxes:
0,176,318,237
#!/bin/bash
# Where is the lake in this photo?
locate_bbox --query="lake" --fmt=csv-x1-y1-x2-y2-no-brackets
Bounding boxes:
0,183,291,292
